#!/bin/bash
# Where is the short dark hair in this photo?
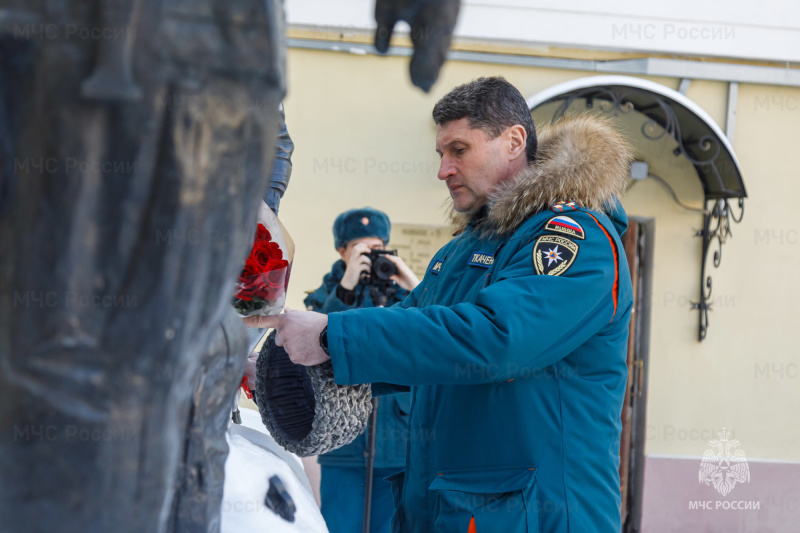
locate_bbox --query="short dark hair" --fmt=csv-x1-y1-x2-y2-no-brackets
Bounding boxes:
432,76,537,162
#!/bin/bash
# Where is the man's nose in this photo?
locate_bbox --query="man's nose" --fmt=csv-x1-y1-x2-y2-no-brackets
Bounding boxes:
437,157,456,180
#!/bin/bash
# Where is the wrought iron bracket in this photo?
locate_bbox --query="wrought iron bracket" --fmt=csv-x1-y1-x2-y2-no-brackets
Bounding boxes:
692,198,745,341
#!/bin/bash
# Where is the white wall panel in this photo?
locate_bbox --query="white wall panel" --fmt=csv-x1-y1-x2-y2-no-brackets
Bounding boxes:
286,0,800,63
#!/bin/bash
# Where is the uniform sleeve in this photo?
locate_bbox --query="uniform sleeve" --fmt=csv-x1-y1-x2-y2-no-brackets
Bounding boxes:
327,221,623,386
310,284,418,393
356,287,418,395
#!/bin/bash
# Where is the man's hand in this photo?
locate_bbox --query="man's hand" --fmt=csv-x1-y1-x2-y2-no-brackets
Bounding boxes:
340,242,373,290
243,309,330,366
386,254,421,291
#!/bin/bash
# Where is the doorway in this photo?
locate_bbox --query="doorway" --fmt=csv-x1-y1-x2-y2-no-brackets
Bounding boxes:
619,218,655,532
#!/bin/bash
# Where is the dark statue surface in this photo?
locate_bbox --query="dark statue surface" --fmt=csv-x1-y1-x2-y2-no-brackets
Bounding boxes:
168,310,250,533
0,1,459,531
0,1,285,531
167,109,293,533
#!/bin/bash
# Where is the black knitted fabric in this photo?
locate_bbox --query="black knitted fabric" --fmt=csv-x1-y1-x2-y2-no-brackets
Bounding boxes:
254,331,372,457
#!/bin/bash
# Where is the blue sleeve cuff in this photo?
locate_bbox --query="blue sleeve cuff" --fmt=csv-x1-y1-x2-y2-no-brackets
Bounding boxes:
327,312,353,384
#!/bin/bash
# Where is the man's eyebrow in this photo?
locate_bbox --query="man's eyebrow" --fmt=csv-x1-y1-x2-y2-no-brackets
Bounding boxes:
437,138,467,152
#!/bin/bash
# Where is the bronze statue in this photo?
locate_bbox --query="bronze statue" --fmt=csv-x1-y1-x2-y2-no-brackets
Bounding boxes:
0,1,459,531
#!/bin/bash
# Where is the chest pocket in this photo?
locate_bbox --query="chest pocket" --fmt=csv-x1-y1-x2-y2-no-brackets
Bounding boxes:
419,238,505,306
460,243,505,302
418,256,447,307
419,253,487,306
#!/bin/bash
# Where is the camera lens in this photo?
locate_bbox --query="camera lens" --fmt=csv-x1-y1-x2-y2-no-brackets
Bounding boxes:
374,257,398,280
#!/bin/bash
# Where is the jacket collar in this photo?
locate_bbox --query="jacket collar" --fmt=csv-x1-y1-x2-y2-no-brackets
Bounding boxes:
321,260,347,291
467,205,489,228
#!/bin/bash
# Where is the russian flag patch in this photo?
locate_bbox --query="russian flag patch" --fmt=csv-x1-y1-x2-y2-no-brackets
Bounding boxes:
544,216,585,240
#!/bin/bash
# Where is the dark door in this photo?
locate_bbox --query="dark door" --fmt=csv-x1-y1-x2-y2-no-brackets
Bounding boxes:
620,218,654,533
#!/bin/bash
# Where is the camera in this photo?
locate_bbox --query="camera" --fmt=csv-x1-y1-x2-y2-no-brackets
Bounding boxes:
363,249,398,282
359,250,399,306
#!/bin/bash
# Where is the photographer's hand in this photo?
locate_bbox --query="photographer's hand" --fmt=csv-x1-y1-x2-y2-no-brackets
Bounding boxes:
340,242,373,290
386,255,420,291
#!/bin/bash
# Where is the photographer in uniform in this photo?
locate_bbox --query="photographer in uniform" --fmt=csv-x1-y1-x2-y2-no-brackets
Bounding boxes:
304,207,419,533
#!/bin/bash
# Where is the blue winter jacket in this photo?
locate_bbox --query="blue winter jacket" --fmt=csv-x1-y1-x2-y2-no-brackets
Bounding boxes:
325,116,634,532
304,260,411,469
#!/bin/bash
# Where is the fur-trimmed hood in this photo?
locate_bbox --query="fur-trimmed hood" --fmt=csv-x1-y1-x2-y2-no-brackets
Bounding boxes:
452,114,633,235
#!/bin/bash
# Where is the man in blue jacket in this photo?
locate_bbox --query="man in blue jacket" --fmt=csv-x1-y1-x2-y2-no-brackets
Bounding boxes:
248,77,633,532
305,207,419,533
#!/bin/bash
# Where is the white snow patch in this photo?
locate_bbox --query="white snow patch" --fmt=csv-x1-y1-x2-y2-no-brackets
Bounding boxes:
222,408,328,533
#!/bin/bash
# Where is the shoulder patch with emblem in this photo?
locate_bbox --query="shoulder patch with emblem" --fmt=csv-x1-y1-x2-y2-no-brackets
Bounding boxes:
544,215,585,240
430,259,444,275
532,235,579,276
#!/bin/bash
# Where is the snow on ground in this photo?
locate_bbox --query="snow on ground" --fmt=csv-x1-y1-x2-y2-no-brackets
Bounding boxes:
222,407,329,533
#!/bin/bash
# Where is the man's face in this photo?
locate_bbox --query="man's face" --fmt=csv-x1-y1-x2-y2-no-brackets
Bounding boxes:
435,118,516,213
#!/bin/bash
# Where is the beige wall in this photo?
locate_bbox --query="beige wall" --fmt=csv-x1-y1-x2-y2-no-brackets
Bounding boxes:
278,47,800,462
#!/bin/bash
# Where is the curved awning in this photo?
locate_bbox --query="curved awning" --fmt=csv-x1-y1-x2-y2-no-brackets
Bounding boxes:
526,75,746,201
527,75,747,342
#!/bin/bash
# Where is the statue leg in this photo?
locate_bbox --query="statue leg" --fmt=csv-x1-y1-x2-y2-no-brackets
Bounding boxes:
169,310,249,533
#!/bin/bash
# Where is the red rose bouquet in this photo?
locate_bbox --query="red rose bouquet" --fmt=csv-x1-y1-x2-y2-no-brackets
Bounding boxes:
233,203,294,317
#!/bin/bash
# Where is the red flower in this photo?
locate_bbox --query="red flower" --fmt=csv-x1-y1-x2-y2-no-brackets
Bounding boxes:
254,250,271,268
255,224,272,243
234,224,290,303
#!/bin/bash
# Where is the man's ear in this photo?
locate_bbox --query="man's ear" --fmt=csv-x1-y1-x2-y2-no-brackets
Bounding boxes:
507,124,527,160
337,247,347,260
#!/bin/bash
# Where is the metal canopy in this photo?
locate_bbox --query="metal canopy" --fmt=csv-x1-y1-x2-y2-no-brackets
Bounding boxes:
527,76,746,342
526,75,746,201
